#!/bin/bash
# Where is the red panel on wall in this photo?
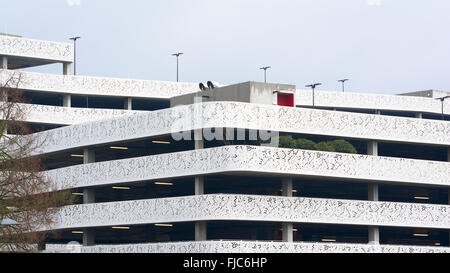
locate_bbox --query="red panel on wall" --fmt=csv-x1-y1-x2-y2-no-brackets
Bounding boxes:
277,93,294,107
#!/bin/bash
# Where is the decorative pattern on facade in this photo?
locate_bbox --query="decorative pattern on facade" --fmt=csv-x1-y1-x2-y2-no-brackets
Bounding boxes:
0,36,73,62
29,101,450,155
45,144,450,192
18,103,143,125
295,89,450,115
45,241,450,253
0,70,200,99
45,194,449,231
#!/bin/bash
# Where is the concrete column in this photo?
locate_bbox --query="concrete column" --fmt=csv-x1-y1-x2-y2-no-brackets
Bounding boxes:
83,188,96,204
63,94,71,107
195,176,204,195
368,226,380,245
0,56,7,69
82,147,95,246
0,87,7,102
282,222,294,242
375,110,381,115
368,182,379,201
37,241,46,251
194,131,204,149
124,98,132,110
63,63,71,75
281,178,294,242
415,112,423,119
368,183,379,244
195,221,207,241
83,148,95,203
367,141,378,157
282,177,293,197
194,132,204,195
367,142,379,200
82,230,95,247
367,140,380,244
83,148,95,164
194,130,206,241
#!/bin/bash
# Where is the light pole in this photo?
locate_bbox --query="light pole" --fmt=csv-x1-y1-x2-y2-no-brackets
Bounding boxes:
436,96,450,120
172,53,183,82
338,79,349,92
306,83,322,108
69,36,81,75
260,66,271,83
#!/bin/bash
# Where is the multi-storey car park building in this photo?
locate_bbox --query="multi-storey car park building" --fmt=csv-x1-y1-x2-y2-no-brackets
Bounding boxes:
1,34,450,253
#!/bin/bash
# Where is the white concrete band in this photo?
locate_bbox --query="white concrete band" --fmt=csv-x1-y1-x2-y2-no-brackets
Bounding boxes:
44,146,450,192
39,194,449,232
296,89,450,116
0,70,199,99
26,101,450,156
44,241,450,253
0,35,73,63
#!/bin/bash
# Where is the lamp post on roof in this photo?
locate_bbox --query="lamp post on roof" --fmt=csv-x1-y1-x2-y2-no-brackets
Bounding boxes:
436,96,450,120
338,79,349,92
260,66,271,83
306,83,322,108
69,36,81,75
172,52,183,82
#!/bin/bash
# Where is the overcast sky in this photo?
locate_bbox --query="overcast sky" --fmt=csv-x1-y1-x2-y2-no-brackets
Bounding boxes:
1,0,449,94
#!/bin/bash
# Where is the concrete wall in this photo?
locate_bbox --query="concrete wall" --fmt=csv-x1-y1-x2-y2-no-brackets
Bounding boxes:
170,81,296,107
399,90,450,99
249,82,295,105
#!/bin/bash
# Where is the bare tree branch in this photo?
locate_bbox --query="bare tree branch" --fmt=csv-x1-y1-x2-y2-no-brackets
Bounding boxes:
0,72,72,252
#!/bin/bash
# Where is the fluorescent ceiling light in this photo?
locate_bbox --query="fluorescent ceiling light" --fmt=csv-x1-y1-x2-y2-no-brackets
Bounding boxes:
435,242,441,246
414,196,430,200
154,182,173,186
72,193,84,196
321,238,337,242
155,223,173,227
112,226,130,230
112,186,131,190
152,141,171,145
70,154,84,158
413,233,429,237
110,146,128,150
72,231,84,234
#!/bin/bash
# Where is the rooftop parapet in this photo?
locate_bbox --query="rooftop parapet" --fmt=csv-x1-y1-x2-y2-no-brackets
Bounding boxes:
296,89,450,115
0,35,73,69
0,70,200,99
399,90,450,99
